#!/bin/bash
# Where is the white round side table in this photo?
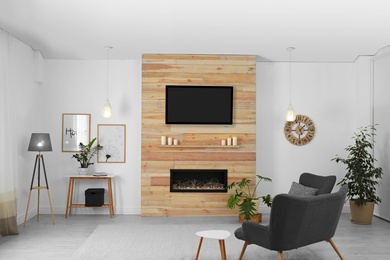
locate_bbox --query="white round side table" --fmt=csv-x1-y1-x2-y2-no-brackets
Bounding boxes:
195,229,231,260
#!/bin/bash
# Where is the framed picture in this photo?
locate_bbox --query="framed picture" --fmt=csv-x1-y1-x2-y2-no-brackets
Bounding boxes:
97,124,126,163
62,113,91,152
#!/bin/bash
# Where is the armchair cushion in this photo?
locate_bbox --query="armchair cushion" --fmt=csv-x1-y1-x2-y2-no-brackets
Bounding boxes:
288,181,318,196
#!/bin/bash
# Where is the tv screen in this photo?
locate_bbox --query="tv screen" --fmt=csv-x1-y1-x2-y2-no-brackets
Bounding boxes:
165,86,233,124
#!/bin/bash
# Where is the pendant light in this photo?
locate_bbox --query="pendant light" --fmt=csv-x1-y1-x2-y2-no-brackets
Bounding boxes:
102,46,113,118
286,47,296,122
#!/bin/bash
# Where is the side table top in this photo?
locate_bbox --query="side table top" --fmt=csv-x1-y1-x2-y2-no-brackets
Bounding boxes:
65,174,114,178
196,230,231,240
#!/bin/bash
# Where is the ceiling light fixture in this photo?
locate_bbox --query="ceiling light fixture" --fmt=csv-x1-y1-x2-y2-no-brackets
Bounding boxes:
102,46,113,118
286,47,296,122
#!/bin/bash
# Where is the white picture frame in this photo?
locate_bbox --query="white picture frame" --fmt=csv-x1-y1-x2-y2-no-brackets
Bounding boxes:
97,124,126,163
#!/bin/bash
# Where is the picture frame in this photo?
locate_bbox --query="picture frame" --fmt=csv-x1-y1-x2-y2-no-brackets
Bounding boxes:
62,113,91,152
97,124,126,163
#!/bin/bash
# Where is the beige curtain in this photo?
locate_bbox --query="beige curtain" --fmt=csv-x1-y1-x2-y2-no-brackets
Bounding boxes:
0,29,19,236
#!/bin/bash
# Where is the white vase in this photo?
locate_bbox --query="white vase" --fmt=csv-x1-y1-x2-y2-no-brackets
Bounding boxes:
78,167,89,175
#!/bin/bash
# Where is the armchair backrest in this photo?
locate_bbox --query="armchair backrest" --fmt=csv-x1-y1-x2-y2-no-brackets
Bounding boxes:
268,186,347,251
299,172,336,195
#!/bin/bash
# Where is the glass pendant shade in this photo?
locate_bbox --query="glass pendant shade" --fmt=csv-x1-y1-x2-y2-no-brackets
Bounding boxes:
102,46,113,118
102,99,113,118
286,103,296,122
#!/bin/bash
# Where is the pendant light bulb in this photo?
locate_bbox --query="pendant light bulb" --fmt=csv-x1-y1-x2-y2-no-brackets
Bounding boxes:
286,47,296,122
102,99,112,118
102,46,113,118
286,103,296,122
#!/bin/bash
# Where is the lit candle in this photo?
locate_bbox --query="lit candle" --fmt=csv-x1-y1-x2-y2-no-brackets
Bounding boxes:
161,136,166,145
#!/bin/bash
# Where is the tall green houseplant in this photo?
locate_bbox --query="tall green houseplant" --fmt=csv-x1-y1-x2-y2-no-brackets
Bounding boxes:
332,125,383,224
333,125,383,205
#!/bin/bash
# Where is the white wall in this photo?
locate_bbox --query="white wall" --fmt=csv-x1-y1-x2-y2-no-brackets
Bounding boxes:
256,58,372,212
372,49,390,221
19,59,142,222
8,36,48,223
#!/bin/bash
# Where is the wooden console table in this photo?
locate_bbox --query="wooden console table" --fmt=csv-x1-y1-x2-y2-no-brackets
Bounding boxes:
65,175,114,218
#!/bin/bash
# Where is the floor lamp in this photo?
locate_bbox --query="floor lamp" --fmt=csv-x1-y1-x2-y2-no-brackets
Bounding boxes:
24,133,55,226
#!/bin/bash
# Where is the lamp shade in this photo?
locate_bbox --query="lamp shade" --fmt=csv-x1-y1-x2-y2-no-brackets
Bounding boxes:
102,99,113,118
28,133,52,152
286,104,296,122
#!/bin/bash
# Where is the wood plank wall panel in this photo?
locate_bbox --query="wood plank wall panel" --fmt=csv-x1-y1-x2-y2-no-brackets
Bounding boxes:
141,54,256,216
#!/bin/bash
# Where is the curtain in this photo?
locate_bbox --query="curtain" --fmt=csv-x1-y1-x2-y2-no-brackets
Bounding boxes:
0,29,19,236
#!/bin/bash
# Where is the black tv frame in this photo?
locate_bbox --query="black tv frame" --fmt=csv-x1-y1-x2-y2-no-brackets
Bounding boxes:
165,85,233,125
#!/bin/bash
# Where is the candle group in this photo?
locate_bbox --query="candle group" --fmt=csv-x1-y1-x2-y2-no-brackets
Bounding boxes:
161,136,178,145
221,136,237,146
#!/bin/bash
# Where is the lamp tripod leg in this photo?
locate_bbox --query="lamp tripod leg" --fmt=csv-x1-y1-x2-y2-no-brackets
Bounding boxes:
37,188,40,221
41,155,55,224
47,189,55,224
24,190,33,227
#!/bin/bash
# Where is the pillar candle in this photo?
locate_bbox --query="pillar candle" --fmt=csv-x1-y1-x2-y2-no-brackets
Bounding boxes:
168,137,173,145
227,138,232,146
173,139,178,145
221,140,226,146
232,136,237,146
161,136,166,145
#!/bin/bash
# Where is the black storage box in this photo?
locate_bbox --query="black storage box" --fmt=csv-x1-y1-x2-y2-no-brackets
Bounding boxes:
85,188,105,207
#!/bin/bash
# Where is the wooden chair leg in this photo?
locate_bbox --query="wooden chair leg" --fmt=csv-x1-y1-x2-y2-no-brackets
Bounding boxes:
327,239,344,260
238,242,249,260
278,251,284,260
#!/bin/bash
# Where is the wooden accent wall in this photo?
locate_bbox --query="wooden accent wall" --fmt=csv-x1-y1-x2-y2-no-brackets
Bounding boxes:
141,54,256,216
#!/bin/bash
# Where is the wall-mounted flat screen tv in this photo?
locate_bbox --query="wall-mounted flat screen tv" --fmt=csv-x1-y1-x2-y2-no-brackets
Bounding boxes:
165,85,233,124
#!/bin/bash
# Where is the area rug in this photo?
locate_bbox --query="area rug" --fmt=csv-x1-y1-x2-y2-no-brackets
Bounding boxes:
70,223,321,260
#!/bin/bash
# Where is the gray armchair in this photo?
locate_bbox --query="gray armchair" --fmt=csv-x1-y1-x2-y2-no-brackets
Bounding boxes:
299,172,336,195
234,180,346,259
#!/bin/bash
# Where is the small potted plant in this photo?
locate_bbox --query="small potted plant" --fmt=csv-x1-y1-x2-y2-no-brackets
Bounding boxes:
72,137,103,174
227,175,272,222
332,125,383,224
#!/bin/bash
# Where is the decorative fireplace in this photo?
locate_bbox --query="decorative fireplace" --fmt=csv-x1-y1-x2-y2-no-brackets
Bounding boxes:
170,169,228,192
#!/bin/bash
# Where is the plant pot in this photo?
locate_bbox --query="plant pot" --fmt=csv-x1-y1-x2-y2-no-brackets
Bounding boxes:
239,213,262,223
78,167,89,175
349,200,375,225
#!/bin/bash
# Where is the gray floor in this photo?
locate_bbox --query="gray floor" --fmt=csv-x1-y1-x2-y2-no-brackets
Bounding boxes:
0,213,389,259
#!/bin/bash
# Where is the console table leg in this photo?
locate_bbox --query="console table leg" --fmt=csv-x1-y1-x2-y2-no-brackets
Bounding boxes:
65,178,72,218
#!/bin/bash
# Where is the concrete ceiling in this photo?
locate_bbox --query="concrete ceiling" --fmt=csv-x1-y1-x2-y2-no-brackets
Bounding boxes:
0,0,389,62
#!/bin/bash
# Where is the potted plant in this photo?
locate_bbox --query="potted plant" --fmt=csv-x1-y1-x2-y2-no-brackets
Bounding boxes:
72,137,103,174
227,175,272,222
332,125,383,224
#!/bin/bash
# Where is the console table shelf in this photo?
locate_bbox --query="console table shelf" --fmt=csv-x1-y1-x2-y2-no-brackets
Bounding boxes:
69,203,111,209
159,145,239,148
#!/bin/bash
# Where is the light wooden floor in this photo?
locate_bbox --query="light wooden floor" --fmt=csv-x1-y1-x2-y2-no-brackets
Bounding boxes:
0,213,389,259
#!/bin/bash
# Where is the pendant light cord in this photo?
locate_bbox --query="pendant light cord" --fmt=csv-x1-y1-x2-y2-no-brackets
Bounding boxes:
289,49,292,104
288,47,295,104
106,47,110,100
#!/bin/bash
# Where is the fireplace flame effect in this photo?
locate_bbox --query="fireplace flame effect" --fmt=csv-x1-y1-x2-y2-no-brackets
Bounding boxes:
172,178,225,190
